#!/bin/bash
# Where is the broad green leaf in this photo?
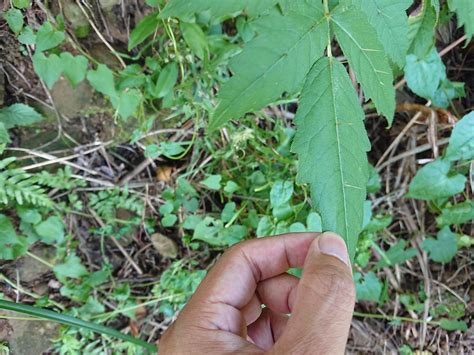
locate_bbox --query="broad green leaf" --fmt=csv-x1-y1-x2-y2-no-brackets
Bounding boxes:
54,254,88,279
161,0,279,18
201,174,222,190
0,123,10,144
224,181,240,194
376,240,417,269
270,180,293,209
436,200,474,226
181,22,208,60
162,214,178,227
32,52,64,89
405,47,446,100
355,272,381,302
60,53,88,87
210,2,328,130
331,6,395,122
87,64,118,99
128,12,160,51
17,207,41,224
0,214,28,260
146,142,184,159
448,0,474,41
367,164,381,193
344,0,412,67
432,80,465,108
306,212,322,233
18,26,36,45
4,9,24,34
34,216,65,244
440,318,468,332
154,62,179,98
289,222,306,233
407,160,466,200
0,103,42,129
257,216,273,237
35,22,65,52
111,89,141,120
407,0,437,57
13,0,30,9
445,112,474,161
159,142,185,157
221,202,236,223
422,227,458,263
291,57,370,262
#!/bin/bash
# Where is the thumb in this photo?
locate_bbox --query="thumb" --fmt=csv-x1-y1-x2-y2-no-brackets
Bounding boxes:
272,232,355,354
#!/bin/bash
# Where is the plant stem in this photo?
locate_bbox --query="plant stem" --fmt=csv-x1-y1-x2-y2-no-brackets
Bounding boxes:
353,311,440,326
26,252,55,269
323,0,333,57
0,300,157,352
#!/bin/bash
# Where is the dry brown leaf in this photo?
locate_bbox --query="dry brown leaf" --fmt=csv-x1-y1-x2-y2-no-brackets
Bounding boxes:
151,233,178,259
156,166,173,182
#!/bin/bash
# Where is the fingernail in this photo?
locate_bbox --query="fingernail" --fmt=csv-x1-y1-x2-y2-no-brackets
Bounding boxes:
318,233,350,266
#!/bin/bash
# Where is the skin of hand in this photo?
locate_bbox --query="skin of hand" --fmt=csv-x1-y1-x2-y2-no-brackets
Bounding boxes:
159,232,356,354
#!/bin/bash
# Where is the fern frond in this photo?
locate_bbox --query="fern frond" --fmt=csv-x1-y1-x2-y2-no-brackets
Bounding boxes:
0,158,53,208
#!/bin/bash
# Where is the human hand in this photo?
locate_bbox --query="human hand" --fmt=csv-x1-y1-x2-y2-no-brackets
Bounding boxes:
159,232,355,354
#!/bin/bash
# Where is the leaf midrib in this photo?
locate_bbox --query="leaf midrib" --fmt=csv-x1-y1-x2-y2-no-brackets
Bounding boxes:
331,15,386,85
328,58,350,239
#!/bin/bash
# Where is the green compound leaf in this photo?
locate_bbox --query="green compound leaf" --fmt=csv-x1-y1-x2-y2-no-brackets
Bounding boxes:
32,52,64,89
445,112,474,161
407,160,466,200
448,0,474,41
331,6,395,123
291,57,370,262
343,0,412,67
59,53,88,87
161,0,278,18
405,47,446,100
35,22,65,52
436,200,474,227
210,2,328,130
0,103,42,129
407,0,437,57
422,227,458,263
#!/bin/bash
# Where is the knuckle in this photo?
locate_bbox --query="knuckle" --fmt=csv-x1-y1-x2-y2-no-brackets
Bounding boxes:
302,264,355,306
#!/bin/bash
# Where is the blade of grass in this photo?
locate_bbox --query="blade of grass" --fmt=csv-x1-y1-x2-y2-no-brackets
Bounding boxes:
0,300,156,352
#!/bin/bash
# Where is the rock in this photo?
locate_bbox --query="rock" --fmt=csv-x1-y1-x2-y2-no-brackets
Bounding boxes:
151,233,178,259
0,310,59,354
62,0,91,38
50,77,94,118
6,245,55,283
99,0,120,11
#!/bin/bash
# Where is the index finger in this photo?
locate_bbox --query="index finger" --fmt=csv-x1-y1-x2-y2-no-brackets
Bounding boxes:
191,232,319,309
